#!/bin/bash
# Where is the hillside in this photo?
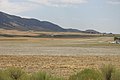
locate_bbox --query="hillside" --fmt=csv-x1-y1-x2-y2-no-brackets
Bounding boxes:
0,11,102,34
0,11,67,32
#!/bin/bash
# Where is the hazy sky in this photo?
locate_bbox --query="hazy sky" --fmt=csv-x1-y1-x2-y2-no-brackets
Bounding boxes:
0,0,120,33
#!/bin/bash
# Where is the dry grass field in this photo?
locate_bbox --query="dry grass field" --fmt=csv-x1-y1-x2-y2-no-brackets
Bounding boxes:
0,37,119,55
0,55,120,79
0,29,120,79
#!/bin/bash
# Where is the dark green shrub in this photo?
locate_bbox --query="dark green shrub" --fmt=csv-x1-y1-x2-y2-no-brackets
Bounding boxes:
69,69,103,80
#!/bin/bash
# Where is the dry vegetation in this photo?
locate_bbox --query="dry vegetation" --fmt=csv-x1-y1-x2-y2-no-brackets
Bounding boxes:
0,36,119,55
0,55,120,79
0,29,120,79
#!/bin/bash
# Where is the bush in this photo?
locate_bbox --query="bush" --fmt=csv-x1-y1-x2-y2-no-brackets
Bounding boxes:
100,64,115,80
19,74,31,80
31,71,50,80
69,69,103,80
31,71,64,80
48,76,64,80
5,67,26,80
111,69,120,80
0,70,12,80
0,67,64,80
0,66,120,80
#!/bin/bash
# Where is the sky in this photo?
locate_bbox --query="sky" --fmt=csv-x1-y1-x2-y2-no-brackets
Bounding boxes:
0,0,120,33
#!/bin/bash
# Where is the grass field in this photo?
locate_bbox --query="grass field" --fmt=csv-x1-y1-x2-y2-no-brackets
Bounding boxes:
0,55,120,79
0,36,120,55
0,29,120,79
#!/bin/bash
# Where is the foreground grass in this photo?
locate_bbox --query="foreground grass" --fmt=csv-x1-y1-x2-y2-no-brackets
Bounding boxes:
69,64,120,80
0,67,64,80
69,69,103,80
0,65,120,80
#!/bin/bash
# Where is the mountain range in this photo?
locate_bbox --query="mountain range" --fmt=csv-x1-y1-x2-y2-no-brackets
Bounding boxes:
0,11,100,33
